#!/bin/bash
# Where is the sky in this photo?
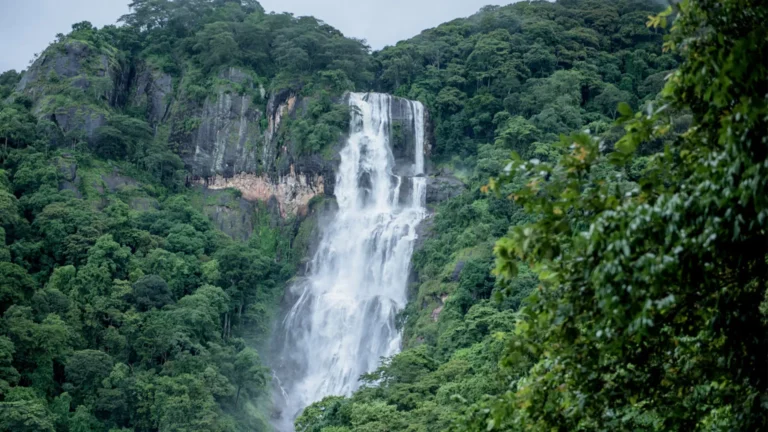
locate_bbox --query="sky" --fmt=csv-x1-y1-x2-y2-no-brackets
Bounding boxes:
0,0,502,73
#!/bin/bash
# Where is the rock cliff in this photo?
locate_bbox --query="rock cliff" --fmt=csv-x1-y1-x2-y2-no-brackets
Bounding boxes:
15,40,452,219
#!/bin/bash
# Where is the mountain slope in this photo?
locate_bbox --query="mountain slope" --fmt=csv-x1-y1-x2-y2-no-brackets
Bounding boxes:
0,1,376,430
294,0,677,431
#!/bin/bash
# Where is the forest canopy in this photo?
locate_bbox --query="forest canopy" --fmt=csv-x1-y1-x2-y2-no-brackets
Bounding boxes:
1,0,766,431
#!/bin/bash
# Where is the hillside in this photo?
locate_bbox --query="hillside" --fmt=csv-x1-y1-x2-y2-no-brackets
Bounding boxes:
1,0,767,431
0,1,375,430
294,0,681,430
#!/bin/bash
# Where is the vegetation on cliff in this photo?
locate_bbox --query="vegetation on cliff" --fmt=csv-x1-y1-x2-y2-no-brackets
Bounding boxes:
298,0,768,431
0,1,371,430
1,0,767,431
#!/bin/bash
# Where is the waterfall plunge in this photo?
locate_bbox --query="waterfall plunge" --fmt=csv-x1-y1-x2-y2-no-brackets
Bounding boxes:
272,93,427,430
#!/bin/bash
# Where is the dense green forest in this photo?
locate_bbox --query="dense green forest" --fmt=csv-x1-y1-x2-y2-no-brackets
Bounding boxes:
0,0,373,430
297,0,768,431
1,0,767,431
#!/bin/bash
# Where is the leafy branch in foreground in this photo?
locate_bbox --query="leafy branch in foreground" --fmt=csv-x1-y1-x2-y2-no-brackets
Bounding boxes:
474,0,768,430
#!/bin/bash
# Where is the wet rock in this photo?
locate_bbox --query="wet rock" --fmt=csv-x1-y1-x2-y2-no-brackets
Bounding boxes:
203,192,258,241
132,65,173,125
56,154,82,197
431,294,449,322
174,67,263,178
49,106,107,143
199,188,287,241
197,168,325,217
59,181,83,199
263,89,298,168
414,214,434,252
426,175,466,205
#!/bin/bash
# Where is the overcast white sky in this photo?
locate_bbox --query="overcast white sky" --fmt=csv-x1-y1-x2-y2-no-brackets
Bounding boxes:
0,0,504,73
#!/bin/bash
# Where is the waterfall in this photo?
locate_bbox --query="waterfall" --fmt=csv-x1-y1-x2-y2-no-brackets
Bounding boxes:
271,92,427,430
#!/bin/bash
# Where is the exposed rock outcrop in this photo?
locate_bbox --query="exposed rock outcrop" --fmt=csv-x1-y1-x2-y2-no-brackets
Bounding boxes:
131,65,173,125
199,168,324,218
16,40,113,97
49,106,107,142
17,41,435,219
101,171,140,193
173,67,264,179
55,154,82,198
176,77,339,217
200,189,261,241
426,175,466,205
264,88,297,165
15,40,119,144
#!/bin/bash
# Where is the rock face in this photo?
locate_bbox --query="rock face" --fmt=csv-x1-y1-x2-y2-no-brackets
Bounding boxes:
131,65,173,125
16,40,117,145
173,68,264,179
426,175,466,205
16,41,436,218
264,88,297,166
50,107,107,142
200,189,263,241
199,168,325,218
171,76,347,218
16,40,113,97
55,154,82,198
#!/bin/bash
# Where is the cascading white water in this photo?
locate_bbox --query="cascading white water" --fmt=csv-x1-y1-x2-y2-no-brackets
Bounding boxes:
272,92,427,430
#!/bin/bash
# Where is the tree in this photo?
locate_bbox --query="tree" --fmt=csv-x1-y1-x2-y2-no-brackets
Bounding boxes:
4,307,72,396
0,262,35,314
193,22,239,71
494,115,540,156
0,106,36,152
0,336,20,395
467,30,511,90
478,1,768,430
232,347,266,406
215,243,275,332
0,388,56,432
33,200,105,266
593,83,634,118
152,374,234,432
69,405,104,432
65,350,114,403
0,70,20,99
130,275,173,311
94,115,153,161
0,189,20,228
165,223,206,256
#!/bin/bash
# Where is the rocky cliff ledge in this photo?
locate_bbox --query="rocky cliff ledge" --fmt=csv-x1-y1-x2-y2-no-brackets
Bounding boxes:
15,40,452,217
199,169,324,218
